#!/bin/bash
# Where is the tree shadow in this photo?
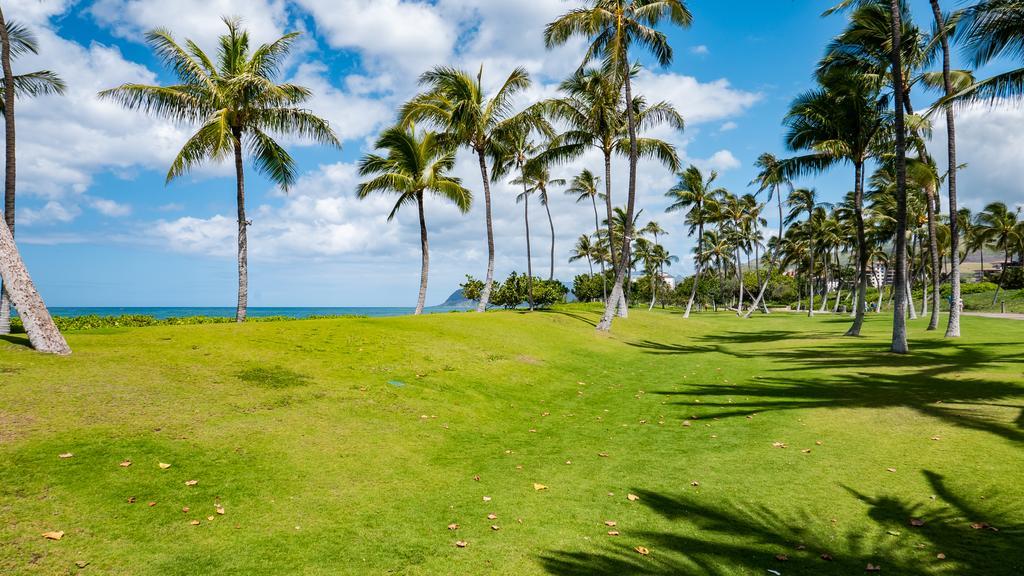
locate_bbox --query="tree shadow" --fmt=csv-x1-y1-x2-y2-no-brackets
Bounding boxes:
539,472,1023,575
0,334,32,350
538,309,599,327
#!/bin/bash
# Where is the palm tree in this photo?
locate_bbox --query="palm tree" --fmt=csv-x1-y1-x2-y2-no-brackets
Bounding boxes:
745,153,792,318
665,165,724,318
0,6,69,355
783,69,887,335
100,18,339,323
0,20,66,336
566,168,607,299
492,126,543,310
787,188,827,318
401,66,532,313
641,220,669,308
521,151,566,282
929,0,963,337
952,0,1024,105
357,125,471,315
543,68,683,315
570,234,597,277
546,0,692,332
976,202,1020,305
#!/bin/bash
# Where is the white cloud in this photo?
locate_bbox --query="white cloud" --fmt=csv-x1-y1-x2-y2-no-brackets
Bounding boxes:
634,70,762,125
719,121,738,132
20,200,81,226
89,0,289,46
690,45,710,56
90,197,133,217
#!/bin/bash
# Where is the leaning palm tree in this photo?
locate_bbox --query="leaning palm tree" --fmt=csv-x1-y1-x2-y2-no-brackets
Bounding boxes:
0,20,66,336
566,168,607,299
786,188,827,318
401,65,532,312
744,153,792,318
357,125,471,315
570,234,597,277
0,6,69,354
665,165,725,318
100,18,339,322
546,0,692,332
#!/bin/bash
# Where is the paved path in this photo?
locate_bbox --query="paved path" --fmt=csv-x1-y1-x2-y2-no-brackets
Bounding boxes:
962,312,1024,321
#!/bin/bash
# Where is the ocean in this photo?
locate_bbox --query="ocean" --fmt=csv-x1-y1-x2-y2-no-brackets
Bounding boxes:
29,306,468,319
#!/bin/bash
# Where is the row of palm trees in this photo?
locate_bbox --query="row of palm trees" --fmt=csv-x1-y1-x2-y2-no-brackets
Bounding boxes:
1,0,1022,354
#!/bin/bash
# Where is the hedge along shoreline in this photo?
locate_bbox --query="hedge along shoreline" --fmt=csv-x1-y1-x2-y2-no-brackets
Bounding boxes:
8,314,367,333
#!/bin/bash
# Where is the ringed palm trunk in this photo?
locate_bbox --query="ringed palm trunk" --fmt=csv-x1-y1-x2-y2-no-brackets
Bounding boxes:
926,188,941,329
0,8,69,355
523,186,534,311
415,193,429,315
684,218,703,318
889,0,909,353
735,247,744,316
935,0,961,336
993,250,1009,305
543,191,555,281
232,128,248,323
807,228,816,318
475,149,496,313
847,162,869,336
592,196,607,300
601,149,626,317
597,59,639,332
746,186,784,318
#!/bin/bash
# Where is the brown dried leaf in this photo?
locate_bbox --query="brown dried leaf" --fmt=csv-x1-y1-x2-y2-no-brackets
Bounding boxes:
598,452,609,458
75,561,89,568
482,496,492,502
605,520,617,527
490,525,500,531
41,531,64,540
886,468,897,473
772,442,787,449
147,502,156,507
158,462,171,469
447,523,459,530
802,449,812,454
190,520,200,526
455,540,468,548
119,460,132,467
820,553,833,561
59,453,73,459
937,553,946,560
473,475,480,482
533,483,548,491
565,460,572,465
634,546,649,556
184,480,198,486
690,481,700,487
815,441,823,446
931,436,941,441
126,497,136,504
182,507,190,513
627,493,640,502
487,513,497,520
607,530,619,536
682,420,692,427
207,516,215,521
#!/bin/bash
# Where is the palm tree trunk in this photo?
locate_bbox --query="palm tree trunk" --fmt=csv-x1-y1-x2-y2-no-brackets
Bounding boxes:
847,162,869,336
415,193,429,315
888,0,909,353
808,217,816,318
543,191,555,281
746,185,783,318
993,251,1009,305
926,188,941,329
597,57,639,332
522,180,534,311
735,247,744,316
684,218,703,318
0,8,69,355
592,195,606,300
475,149,496,313
232,128,248,323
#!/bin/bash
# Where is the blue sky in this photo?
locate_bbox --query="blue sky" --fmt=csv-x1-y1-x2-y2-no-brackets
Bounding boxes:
7,0,1022,307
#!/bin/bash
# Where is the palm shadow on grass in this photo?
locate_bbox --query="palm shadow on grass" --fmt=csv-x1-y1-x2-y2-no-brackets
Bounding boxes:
630,335,1024,444
0,334,32,349
540,471,1023,575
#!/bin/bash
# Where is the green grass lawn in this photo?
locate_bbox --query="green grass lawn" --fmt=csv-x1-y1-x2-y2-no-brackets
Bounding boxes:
1,307,1021,575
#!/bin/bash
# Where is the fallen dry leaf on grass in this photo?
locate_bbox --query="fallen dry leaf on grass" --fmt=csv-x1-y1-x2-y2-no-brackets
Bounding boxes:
190,520,200,526
931,436,941,441
634,546,649,556
682,420,692,427
216,506,225,515
447,523,459,530
772,442,788,449
886,468,897,473
802,449,812,454
866,563,881,572
607,531,619,536
75,561,89,568
627,493,640,502
148,502,156,507
815,441,823,446
775,554,789,561
690,481,700,487
482,496,492,502
533,483,548,491
59,453,73,459
490,525,500,531
185,480,198,486
598,452,609,458
182,507,190,513
41,531,64,540
455,540,468,548
473,475,480,482
207,516,215,521
937,553,946,560
127,497,136,504
565,460,572,465
158,463,171,469
487,514,497,520
910,518,925,527
605,521,617,527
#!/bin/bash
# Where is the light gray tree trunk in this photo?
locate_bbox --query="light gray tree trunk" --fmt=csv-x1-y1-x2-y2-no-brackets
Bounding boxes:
889,0,909,353
232,128,248,323
0,8,69,355
415,193,429,315
592,195,606,301
543,189,555,281
522,183,534,311
476,149,495,312
684,219,704,318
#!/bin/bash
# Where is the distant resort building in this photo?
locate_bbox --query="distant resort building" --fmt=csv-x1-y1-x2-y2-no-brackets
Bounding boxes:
660,273,676,291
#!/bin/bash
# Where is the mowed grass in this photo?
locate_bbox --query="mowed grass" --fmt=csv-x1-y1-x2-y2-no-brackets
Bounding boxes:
0,307,1021,575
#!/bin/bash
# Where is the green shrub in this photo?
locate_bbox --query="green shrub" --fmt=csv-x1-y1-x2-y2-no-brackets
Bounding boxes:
9,313,357,333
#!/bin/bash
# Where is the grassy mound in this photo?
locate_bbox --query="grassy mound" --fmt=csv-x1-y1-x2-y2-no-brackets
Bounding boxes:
1,307,1021,574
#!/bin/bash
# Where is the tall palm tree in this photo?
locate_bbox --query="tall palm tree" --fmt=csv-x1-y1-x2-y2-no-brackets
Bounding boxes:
566,168,607,299
100,18,339,323
0,6,69,354
929,0,963,337
546,0,692,332
976,202,1020,305
570,234,597,277
401,65,532,313
665,165,724,318
520,150,567,282
492,125,543,311
0,20,66,335
357,125,471,315
745,153,792,318
952,0,1024,105
786,188,826,318
783,70,887,335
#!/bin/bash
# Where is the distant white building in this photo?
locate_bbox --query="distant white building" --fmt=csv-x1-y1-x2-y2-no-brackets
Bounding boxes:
869,264,887,288
660,273,676,291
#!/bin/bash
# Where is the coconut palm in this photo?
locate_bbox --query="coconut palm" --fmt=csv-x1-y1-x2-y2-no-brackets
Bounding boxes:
570,234,597,277
665,165,725,318
952,0,1024,105
783,69,888,334
0,7,69,354
745,153,793,318
492,126,543,310
520,151,567,282
100,18,339,323
0,20,66,335
786,188,829,317
545,0,692,332
566,168,608,299
976,202,1020,304
357,125,471,315
401,65,532,313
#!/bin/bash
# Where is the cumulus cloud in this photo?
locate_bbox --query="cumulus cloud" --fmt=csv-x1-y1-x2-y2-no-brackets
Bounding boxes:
90,197,133,217
89,0,289,45
20,200,81,226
